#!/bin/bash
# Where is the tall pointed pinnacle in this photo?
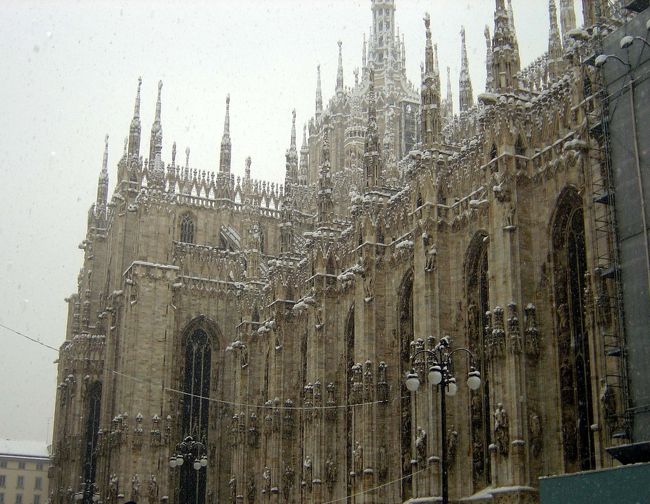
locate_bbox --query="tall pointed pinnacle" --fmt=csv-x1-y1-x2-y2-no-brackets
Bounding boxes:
336,40,344,95
484,26,494,92
362,34,367,71
299,124,309,186
148,80,163,165
421,14,441,148
364,68,382,189
559,0,577,40
315,65,323,119
317,124,334,224
127,77,142,158
491,0,520,92
459,26,474,112
548,0,563,63
96,134,110,220
506,0,518,46
445,66,453,120
219,94,231,174
285,109,298,188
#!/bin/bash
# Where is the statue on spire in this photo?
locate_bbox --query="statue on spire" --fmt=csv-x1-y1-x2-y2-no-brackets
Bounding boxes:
336,41,344,95
459,26,474,112
219,94,232,174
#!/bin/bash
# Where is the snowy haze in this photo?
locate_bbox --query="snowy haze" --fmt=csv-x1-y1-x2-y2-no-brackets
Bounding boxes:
0,0,583,442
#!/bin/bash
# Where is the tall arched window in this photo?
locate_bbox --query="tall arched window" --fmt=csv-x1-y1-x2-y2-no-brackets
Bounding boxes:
552,188,595,472
465,232,491,490
399,271,414,500
345,304,355,498
180,328,212,503
180,214,195,244
83,381,102,503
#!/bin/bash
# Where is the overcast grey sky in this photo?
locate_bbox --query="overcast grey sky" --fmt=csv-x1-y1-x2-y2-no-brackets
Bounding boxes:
0,0,582,443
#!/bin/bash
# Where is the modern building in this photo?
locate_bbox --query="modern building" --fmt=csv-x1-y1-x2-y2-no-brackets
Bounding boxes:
49,1,647,503
0,440,50,504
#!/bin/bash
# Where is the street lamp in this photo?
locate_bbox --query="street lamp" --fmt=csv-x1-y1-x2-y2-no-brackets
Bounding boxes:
404,336,481,504
169,436,208,504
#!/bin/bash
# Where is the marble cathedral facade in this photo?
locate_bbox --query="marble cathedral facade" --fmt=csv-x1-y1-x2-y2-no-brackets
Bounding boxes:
49,1,635,503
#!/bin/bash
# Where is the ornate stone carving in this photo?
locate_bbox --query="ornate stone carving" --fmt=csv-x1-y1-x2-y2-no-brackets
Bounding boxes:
529,410,542,457
325,383,337,421
416,427,427,464
146,474,157,504
303,457,312,492
130,473,140,502
248,413,260,448
351,364,363,404
447,428,458,467
230,414,240,446
600,378,617,427
132,412,144,449
282,399,295,438
377,361,389,403
489,306,506,358
494,403,509,456
363,360,374,401
228,475,237,503
378,445,388,482
150,415,161,447
325,453,337,492
524,303,540,357
353,441,363,475
246,475,256,504
262,466,271,495
282,465,295,500
507,302,522,354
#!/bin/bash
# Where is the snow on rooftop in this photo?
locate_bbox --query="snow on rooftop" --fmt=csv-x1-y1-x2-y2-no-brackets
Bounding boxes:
0,439,49,458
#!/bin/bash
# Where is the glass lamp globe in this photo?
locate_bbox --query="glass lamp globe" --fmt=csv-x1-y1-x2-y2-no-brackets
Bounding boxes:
176,455,184,466
200,456,208,467
193,460,201,471
428,365,442,385
467,370,481,391
169,457,177,468
93,494,100,502
445,377,458,396
405,371,420,392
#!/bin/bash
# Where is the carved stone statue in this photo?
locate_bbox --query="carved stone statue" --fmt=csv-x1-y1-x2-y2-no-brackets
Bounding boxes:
146,474,157,504
246,475,256,504
282,465,295,500
325,453,337,492
130,474,140,502
416,426,427,464
353,441,363,474
262,466,271,494
600,378,616,424
529,411,543,456
303,456,313,492
494,403,509,455
447,428,459,466
228,475,237,503
425,242,437,272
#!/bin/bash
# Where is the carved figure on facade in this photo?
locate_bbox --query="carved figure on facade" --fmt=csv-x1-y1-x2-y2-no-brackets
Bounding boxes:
600,378,617,426
507,302,522,354
130,474,140,502
246,475,256,504
229,475,237,503
146,475,157,504
472,440,484,478
524,303,540,357
325,453,337,492
230,414,240,446
108,474,118,502
262,466,271,495
248,413,260,447
353,441,363,475
363,360,374,401
133,413,144,449
377,362,389,403
283,399,295,438
416,426,427,464
424,239,437,272
272,397,281,432
447,428,459,467
494,403,509,455
282,465,295,500
351,364,363,404
303,457,313,492
325,382,337,421
529,411,543,457
378,445,388,482
490,306,506,358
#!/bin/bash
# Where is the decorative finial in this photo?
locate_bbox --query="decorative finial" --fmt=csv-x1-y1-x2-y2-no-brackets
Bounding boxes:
315,64,323,116
185,146,190,168
134,77,142,119
102,134,109,174
171,141,177,166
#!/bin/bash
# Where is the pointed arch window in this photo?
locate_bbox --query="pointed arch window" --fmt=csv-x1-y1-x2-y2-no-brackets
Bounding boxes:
180,214,195,244
552,189,595,472
180,328,211,503
83,381,102,501
465,232,491,490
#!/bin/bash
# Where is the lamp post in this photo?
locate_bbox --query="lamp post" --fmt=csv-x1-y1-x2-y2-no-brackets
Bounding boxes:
404,336,481,504
169,436,208,504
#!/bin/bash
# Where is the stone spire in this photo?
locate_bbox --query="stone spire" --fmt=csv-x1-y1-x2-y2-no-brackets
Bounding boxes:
95,134,109,219
315,65,323,120
127,77,142,159
491,0,520,93
484,26,494,92
285,109,299,188
443,66,453,121
219,94,231,174
559,0,576,42
364,68,382,189
421,13,441,148
299,124,309,186
336,41,344,95
369,0,396,71
548,0,563,76
362,33,367,72
148,80,163,165
459,26,474,112
171,141,177,167
317,125,334,224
